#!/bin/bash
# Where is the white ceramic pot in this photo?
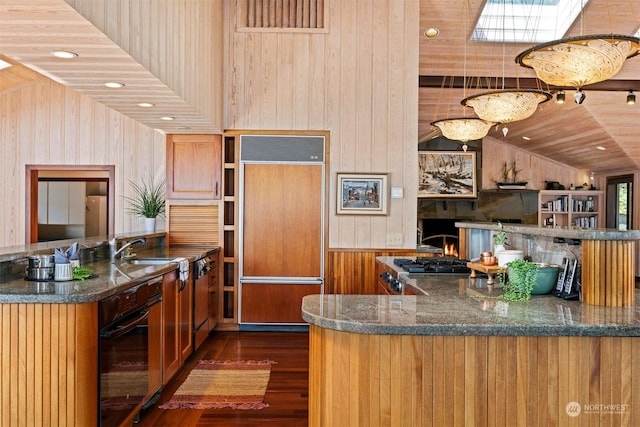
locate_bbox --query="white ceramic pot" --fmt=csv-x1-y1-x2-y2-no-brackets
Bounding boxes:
144,217,156,232
498,250,524,267
494,244,506,255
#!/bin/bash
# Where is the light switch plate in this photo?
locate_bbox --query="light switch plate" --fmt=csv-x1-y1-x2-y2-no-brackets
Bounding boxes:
387,233,403,246
390,187,403,198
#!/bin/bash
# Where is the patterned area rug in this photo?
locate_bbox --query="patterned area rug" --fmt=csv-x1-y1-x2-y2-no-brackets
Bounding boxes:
158,359,277,410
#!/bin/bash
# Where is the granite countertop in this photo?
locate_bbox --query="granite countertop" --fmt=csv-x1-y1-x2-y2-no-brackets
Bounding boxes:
455,221,640,241
302,273,640,337
0,245,219,304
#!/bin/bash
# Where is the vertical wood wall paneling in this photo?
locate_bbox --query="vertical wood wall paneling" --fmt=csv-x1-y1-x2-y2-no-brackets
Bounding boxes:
327,249,433,294
0,303,97,426
481,138,589,190
226,0,421,249
0,78,166,247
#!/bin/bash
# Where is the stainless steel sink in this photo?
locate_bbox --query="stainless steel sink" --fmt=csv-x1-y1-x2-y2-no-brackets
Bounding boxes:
127,258,177,265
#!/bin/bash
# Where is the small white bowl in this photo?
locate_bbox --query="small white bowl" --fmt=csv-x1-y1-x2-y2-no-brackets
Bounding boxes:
498,250,524,267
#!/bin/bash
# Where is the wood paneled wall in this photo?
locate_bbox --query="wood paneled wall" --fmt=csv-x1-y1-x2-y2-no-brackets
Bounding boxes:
0,78,166,247
66,0,223,129
0,303,98,426
481,137,590,190
225,0,421,250
327,249,425,294
310,326,640,426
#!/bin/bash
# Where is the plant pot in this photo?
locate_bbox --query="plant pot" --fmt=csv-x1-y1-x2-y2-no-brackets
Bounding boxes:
144,217,156,232
498,250,523,267
507,263,560,295
530,263,560,295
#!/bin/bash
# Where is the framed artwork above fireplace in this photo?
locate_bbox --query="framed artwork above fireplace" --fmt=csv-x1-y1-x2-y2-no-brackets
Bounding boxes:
418,151,477,198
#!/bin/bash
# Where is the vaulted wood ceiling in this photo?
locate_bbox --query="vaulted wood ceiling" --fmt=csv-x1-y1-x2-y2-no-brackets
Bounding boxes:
0,0,638,174
419,0,640,174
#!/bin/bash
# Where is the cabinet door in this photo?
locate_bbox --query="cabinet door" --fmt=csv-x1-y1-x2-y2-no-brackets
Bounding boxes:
68,181,86,224
162,270,181,383
166,134,222,199
48,182,70,224
38,181,48,224
179,277,193,363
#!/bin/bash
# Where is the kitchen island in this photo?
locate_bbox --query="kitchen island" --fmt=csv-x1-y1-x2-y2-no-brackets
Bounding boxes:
302,261,640,426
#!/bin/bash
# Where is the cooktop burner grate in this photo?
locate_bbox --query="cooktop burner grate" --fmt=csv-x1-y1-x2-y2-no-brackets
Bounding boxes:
394,257,470,274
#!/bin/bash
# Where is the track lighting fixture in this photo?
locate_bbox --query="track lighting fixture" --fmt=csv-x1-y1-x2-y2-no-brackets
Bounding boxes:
627,90,636,105
556,91,565,104
574,90,586,104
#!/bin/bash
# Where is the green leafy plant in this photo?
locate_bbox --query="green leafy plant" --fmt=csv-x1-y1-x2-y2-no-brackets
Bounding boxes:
72,266,93,281
498,259,540,301
124,179,166,219
493,221,508,246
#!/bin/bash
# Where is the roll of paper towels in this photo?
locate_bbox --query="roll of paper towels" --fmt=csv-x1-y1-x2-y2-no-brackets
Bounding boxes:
498,250,524,267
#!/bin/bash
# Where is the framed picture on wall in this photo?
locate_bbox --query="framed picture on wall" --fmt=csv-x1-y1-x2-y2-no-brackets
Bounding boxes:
418,151,477,198
336,173,388,215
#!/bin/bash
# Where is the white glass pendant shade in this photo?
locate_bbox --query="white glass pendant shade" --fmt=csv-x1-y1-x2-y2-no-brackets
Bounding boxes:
516,35,640,88
431,117,494,142
462,89,552,124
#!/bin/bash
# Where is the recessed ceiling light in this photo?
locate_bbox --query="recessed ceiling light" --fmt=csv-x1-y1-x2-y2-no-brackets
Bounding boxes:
596,146,606,151
521,136,531,141
104,82,125,88
160,116,175,121
50,50,78,59
424,28,439,38
138,102,155,108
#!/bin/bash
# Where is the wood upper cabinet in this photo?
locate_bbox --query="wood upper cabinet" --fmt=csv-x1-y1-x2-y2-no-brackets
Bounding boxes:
166,134,222,199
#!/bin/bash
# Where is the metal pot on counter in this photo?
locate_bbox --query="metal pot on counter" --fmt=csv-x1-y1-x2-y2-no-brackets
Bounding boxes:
25,254,55,281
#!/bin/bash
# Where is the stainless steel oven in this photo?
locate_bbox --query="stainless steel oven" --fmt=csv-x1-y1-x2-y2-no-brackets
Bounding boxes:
98,279,161,426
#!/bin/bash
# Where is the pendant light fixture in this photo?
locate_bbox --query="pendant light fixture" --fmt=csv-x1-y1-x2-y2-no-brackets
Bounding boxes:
431,118,494,151
462,0,551,128
429,0,494,150
516,34,640,89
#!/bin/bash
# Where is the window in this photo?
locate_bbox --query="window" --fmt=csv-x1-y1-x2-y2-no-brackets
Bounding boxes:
606,175,634,231
472,0,587,43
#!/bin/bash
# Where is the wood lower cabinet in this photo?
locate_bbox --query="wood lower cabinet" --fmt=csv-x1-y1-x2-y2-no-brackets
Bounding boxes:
0,302,98,426
162,269,193,383
208,253,219,331
309,326,640,426
241,283,321,323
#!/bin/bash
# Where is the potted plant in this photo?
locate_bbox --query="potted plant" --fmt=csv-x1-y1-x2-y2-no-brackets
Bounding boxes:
124,179,166,232
498,259,540,301
493,221,508,253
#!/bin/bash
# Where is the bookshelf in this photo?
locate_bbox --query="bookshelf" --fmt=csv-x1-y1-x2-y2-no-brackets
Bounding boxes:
538,190,603,228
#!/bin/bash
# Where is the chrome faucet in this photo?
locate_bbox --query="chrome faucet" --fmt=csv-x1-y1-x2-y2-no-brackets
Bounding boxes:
110,237,147,260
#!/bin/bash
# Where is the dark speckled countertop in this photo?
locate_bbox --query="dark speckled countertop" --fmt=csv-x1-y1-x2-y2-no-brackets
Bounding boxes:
302,257,640,337
0,245,219,304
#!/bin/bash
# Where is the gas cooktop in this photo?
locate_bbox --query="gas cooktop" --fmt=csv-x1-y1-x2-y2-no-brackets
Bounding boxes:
393,257,471,274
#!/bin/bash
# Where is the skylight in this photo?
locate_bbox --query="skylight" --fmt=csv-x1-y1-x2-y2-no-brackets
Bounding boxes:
0,58,11,71
472,0,588,43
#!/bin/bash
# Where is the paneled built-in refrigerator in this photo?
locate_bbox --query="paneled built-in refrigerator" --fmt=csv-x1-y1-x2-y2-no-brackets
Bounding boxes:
239,135,325,326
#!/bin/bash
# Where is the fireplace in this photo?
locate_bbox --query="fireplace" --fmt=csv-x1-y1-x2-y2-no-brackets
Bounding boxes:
419,218,460,257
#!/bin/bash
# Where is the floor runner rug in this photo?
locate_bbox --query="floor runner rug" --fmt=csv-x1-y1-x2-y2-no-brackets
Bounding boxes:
158,359,277,410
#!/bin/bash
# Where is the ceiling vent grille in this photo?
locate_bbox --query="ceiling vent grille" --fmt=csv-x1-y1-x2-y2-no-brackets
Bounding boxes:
240,0,325,30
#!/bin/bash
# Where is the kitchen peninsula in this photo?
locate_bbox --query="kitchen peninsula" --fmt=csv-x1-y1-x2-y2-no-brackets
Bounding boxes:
302,259,640,426
456,221,640,307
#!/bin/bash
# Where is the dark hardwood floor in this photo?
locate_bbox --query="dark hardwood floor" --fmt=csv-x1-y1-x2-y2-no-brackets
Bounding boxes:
137,331,309,427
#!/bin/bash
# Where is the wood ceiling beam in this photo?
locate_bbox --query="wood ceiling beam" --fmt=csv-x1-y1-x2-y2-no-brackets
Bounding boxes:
418,76,640,92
